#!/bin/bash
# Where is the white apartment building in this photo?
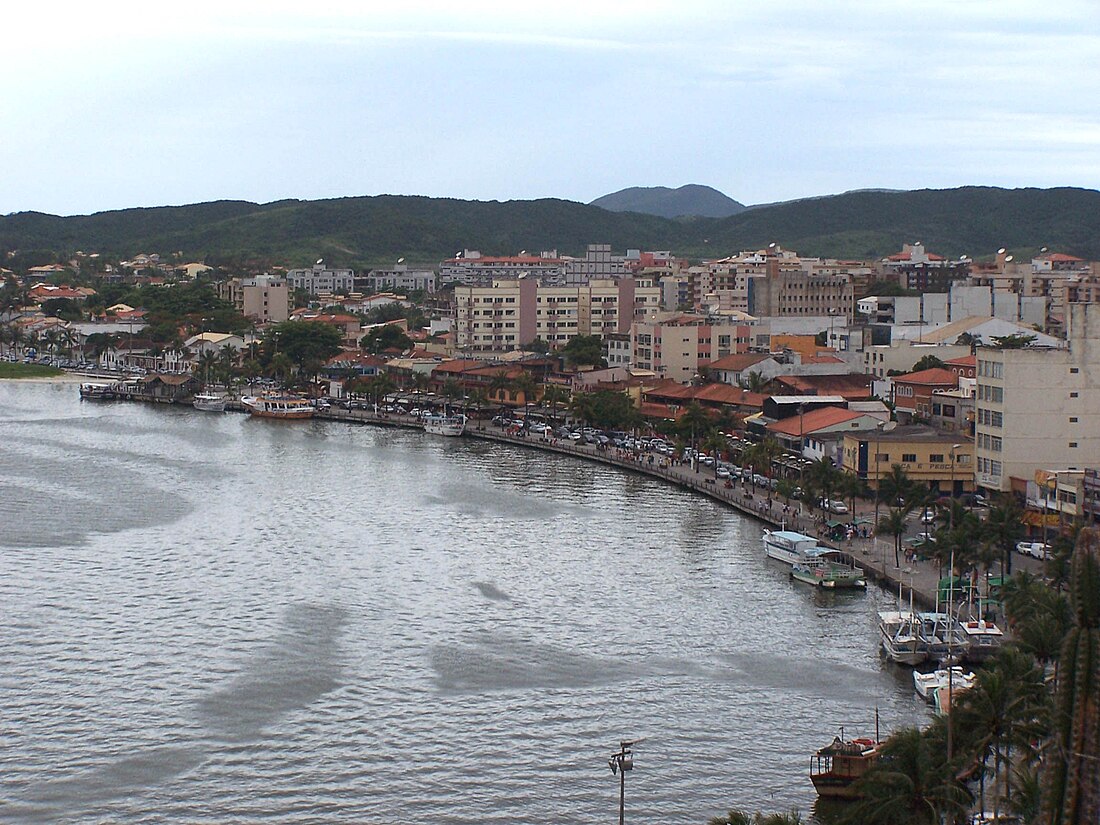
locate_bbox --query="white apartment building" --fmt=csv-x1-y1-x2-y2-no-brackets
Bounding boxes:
359,265,437,294
974,303,1100,493
217,275,290,324
286,261,355,294
453,278,661,353
440,250,566,285
632,314,750,384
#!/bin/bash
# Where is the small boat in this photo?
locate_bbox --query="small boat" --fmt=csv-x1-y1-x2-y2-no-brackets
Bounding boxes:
913,666,976,702
790,548,866,589
960,619,1005,663
879,610,928,666
79,382,116,400
241,394,315,420
424,412,466,436
192,393,227,412
809,734,880,799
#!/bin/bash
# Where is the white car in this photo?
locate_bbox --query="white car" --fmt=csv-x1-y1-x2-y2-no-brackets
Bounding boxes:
1016,541,1050,559
825,499,849,515
920,508,936,524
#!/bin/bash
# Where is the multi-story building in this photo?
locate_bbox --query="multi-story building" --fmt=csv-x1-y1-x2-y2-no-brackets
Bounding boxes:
891,367,960,422
974,303,1100,494
440,250,567,286
631,314,751,384
286,261,355,294
747,254,854,322
358,265,437,294
217,275,290,324
453,277,660,353
878,242,968,292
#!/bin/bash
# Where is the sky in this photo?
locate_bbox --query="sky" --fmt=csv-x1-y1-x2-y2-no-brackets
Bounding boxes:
4,0,1100,216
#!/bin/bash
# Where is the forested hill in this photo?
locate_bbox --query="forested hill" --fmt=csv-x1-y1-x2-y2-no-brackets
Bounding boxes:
2,186,1099,268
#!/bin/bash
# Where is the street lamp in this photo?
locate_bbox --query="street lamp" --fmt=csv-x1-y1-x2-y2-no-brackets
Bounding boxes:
608,738,644,825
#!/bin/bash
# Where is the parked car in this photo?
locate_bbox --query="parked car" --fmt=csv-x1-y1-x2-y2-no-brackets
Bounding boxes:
915,531,937,544
716,466,731,479
920,508,936,524
825,499,849,515
1016,541,1050,559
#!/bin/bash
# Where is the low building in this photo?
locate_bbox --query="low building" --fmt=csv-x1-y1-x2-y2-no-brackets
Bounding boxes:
892,367,960,422
842,426,974,496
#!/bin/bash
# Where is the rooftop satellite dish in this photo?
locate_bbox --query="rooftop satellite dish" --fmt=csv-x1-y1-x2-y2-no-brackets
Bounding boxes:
1040,247,1048,253
916,240,922,246
997,248,1006,255
397,257,405,264
316,258,324,265
768,242,776,248
1005,254,1014,262
519,250,527,256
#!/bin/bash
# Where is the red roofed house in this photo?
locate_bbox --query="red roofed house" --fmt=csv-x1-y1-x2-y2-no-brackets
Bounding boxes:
943,354,976,380
290,310,363,347
892,367,959,422
766,406,887,461
765,373,875,401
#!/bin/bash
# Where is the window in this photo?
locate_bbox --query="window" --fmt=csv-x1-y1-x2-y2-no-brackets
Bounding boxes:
929,453,944,463
902,453,917,463
1071,392,1079,398
1070,367,1079,374
1071,417,1079,423
875,453,889,463
1070,442,1079,448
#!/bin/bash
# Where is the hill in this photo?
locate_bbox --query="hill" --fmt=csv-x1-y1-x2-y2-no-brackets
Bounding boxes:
590,184,746,218
2,186,1099,267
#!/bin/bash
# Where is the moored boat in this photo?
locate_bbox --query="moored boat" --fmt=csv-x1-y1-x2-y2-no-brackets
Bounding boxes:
241,394,315,420
762,529,821,565
424,412,465,436
960,618,1005,663
879,610,928,666
192,393,227,412
790,548,866,589
809,734,880,799
916,611,971,663
79,382,116,400
913,666,976,702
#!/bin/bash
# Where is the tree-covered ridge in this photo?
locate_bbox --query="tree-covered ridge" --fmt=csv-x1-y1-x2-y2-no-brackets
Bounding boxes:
2,186,1100,268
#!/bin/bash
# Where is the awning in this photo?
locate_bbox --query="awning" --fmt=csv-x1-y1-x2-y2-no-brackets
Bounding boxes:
826,519,846,528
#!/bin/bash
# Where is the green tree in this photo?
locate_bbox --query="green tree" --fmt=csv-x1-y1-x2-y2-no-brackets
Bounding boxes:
878,508,909,568
910,354,946,372
361,324,412,354
561,334,605,367
268,321,343,368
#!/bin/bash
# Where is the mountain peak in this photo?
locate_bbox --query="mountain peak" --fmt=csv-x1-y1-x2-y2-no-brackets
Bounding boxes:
590,184,746,219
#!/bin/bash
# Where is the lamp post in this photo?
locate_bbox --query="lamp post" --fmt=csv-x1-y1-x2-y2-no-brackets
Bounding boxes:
946,443,962,764
608,738,643,825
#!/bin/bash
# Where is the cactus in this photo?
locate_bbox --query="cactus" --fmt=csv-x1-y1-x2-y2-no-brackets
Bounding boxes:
1042,527,1100,825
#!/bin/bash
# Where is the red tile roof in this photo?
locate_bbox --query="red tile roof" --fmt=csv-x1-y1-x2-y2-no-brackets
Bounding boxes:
944,354,976,367
707,353,770,371
766,406,863,436
768,373,874,399
895,367,959,386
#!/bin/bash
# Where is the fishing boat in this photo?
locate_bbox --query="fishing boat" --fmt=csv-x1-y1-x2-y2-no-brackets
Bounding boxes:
79,382,116,400
240,393,315,420
192,393,227,412
916,611,971,663
762,529,822,565
913,666,976,702
423,412,465,436
790,548,866,589
879,610,928,666
960,618,1005,664
809,733,880,799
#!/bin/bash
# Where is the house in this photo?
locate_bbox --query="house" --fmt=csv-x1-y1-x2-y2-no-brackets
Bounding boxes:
184,332,246,358
706,353,777,387
766,406,888,462
891,367,960,422
764,373,875,401
138,373,199,403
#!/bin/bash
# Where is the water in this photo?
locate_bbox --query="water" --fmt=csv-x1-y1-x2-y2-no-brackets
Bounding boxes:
0,382,928,823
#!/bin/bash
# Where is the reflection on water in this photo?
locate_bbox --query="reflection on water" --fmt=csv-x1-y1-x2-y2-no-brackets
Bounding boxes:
0,382,928,824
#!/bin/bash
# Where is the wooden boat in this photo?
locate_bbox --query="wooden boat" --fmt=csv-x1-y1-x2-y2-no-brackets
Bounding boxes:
241,394,314,420
810,734,880,799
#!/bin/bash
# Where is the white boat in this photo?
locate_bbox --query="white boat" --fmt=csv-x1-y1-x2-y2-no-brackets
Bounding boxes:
790,549,866,589
916,611,971,663
241,394,315,420
762,529,822,565
913,666,976,703
424,412,465,436
79,382,116,400
960,619,1005,663
879,610,928,666
192,393,227,412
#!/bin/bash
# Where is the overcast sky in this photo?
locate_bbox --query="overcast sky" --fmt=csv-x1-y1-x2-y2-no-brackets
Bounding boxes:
5,0,1099,215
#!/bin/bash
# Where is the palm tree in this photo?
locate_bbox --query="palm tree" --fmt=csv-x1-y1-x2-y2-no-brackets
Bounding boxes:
511,372,539,424
540,384,570,426
196,351,219,387
878,508,908,568
488,372,512,412
441,377,462,413
466,388,489,429
879,464,918,512
844,725,971,825
804,456,841,517
981,494,1025,577
219,344,239,384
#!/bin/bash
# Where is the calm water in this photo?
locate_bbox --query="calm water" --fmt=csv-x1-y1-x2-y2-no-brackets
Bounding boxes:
0,381,927,824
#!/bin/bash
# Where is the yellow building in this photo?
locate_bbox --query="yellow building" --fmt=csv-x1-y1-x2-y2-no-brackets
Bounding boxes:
841,425,974,496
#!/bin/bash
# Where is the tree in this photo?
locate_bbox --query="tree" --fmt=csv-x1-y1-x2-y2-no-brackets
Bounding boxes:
269,321,343,368
910,354,946,372
511,372,540,422
981,494,1025,577
520,337,549,354
878,508,909,568
361,324,412,354
540,384,570,425
739,370,768,393
561,334,605,367
488,372,513,410
843,725,971,825
990,333,1037,349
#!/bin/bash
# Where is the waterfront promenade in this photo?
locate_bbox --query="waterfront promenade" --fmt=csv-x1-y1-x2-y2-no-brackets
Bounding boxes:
317,405,948,611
